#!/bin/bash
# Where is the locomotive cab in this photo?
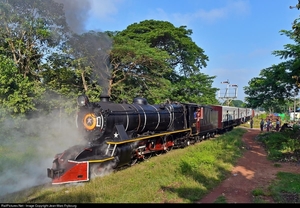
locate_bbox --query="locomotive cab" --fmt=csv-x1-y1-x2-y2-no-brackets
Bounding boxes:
185,104,218,140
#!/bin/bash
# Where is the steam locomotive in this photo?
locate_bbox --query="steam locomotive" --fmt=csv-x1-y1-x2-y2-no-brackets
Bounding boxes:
47,94,254,185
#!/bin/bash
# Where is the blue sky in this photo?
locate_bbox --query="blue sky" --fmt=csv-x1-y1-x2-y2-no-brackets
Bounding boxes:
81,0,299,102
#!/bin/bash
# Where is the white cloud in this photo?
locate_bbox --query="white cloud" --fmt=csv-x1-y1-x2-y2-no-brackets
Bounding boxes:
89,0,124,20
194,1,250,23
146,0,250,26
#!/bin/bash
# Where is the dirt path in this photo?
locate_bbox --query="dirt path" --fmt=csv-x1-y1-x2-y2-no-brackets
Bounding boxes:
197,128,300,203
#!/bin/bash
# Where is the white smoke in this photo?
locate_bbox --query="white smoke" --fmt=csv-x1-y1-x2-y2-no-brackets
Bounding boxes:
0,111,85,199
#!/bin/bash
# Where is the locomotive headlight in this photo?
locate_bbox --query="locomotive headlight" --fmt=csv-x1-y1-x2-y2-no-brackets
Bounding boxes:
83,113,97,130
77,95,89,107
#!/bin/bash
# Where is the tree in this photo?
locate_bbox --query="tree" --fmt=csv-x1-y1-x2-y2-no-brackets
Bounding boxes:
0,0,69,80
0,55,41,117
116,20,208,77
109,35,171,103
244,62,297,109
170,73,219,104
0,0,72,115
65,31,112,101
109,20,215,104
244,19,300,110
231,100,245,107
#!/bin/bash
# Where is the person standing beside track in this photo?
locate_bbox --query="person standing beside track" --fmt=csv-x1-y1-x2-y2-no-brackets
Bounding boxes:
266,119,271,132
260,118,264,131
275,119,280,132
194,107,202,133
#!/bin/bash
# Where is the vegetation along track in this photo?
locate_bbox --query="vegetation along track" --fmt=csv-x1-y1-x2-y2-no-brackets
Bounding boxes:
198,128,300,203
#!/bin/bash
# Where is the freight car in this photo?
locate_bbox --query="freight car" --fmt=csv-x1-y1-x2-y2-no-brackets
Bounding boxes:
47,95,252,185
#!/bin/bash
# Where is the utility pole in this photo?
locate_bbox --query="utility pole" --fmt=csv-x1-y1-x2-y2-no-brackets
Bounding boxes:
289,2,300,121
294,91,296,122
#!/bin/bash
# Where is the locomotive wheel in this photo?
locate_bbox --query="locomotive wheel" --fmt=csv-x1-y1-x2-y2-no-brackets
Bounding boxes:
193,136,200,144
143,153,152,160
166,145,173,152
164,135,174,152
155,150,163,156
130,158,138,166
130,151,139,166
206,133,210,139
181,139,190,148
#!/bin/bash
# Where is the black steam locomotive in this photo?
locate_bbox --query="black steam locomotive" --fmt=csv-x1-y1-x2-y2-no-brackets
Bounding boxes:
47,94,253,184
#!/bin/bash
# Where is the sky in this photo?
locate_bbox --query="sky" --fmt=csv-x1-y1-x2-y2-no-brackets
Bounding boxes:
63,0,300,102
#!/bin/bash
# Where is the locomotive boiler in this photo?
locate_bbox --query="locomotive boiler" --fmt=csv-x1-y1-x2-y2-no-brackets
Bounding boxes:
47,95,193,184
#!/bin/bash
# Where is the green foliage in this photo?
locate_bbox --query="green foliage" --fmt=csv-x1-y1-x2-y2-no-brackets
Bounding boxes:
281,139,300,153
244,14,300,109
269,172,300,203
252,188,265,196
257,129,300,161
0,1,221,116
0,0,79,117
0,55,44,117
0,0,70,79
110,36,172,103
66,31,112,96
116,20,208,76
251,188,271,203
110,20,214,104
170,73,219,104
231,100,245,107
214,195,227,203
180,129,245,174
244,64,296,111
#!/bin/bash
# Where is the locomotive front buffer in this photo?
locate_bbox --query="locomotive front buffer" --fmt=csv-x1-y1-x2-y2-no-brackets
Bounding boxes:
47,124,136,185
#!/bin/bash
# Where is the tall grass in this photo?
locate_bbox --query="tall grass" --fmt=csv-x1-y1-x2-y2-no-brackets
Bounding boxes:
252,172,300,203
257,127,300,161
269,172,300,203
5,128,247,203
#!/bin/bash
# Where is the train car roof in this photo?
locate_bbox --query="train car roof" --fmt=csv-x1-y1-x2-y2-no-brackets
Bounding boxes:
182,103,214,107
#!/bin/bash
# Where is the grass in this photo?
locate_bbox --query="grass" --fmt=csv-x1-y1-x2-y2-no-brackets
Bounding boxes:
256,127,300,161
1,128,247,203
251,172,300,203
251,121,300,203
269,172,300,203
214,195,227,203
